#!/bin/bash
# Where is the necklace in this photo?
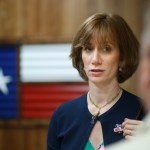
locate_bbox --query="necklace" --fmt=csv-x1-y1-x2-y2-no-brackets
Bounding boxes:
89,88,121,117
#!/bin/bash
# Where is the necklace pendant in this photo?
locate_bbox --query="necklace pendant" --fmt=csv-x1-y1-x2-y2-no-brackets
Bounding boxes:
91,111,100,124
96,110,100,116
91,115,96,124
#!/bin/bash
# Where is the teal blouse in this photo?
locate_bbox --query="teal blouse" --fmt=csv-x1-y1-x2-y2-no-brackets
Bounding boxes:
84,140,104,150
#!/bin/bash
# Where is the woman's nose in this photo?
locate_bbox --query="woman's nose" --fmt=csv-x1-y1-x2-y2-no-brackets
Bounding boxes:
91,49,102,65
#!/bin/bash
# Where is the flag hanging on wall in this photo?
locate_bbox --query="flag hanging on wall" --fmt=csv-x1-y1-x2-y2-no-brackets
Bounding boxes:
0,44,88,119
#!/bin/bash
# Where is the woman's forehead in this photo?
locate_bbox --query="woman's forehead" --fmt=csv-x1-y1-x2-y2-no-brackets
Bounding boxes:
87,35,117,46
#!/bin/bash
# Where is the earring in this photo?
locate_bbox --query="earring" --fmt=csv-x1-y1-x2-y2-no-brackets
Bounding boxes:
119,67,122,72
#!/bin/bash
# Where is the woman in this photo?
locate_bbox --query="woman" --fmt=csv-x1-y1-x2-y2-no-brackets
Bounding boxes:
47,13,145,150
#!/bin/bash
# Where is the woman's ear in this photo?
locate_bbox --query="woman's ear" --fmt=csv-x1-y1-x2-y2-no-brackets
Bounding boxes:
119,57,125,72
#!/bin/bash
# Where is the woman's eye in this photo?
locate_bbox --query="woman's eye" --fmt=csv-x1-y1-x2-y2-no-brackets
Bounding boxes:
102,46,111,52
83,46,93,52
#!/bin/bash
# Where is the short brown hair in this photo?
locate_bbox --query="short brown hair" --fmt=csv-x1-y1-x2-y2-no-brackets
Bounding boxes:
70,13,139,83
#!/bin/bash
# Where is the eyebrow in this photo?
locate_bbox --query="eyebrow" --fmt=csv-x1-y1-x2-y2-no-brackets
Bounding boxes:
86,38,116,47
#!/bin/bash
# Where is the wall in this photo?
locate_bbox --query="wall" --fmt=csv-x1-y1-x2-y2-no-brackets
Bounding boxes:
0,0,145,149
0,0,143,43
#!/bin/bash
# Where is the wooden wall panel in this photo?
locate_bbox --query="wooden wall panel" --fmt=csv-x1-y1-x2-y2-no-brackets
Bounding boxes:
0,121,48,150
24,129,40,150
21,0,64,42
38,128,48,150
0,0,145,43
0,0,23,41
0,128,24,150
3,129,24,150
0,128,3,150
92,0,143,39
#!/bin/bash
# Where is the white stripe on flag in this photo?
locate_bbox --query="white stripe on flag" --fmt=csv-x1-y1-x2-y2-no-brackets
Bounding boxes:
20,44,84,82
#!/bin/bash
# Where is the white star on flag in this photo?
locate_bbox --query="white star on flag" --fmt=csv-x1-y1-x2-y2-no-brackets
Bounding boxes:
0,68,12,95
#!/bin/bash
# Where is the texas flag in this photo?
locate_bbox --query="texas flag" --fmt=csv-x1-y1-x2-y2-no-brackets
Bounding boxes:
0,44,88,119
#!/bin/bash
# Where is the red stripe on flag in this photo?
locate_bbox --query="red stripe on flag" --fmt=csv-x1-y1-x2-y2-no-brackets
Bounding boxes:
22,111,54,119
21,83,88,118
22,94,85,102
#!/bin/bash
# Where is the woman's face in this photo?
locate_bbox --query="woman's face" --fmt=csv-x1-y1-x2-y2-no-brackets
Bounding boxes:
82,38,120,85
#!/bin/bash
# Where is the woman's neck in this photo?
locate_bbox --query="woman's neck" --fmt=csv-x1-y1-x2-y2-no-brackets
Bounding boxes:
88,80,120,106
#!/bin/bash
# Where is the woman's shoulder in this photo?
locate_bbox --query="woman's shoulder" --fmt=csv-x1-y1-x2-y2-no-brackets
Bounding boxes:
52,93,87,118
120,89,143,112
122,89,140,101
121,89,145,119
60,93,87,108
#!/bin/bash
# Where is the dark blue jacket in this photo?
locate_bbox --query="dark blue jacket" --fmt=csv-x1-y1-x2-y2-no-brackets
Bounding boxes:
47,90,145,150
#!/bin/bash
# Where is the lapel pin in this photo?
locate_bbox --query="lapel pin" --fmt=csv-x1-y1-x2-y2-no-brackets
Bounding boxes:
114,124,123,133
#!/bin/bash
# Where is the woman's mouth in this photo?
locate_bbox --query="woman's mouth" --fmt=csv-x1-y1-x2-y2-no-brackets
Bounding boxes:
90,69,105,76
91,69,104,72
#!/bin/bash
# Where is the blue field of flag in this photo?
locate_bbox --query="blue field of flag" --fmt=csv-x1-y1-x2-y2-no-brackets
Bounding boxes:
0,45,18,118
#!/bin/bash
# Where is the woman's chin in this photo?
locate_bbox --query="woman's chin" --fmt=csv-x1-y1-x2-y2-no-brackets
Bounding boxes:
89,77,105,84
